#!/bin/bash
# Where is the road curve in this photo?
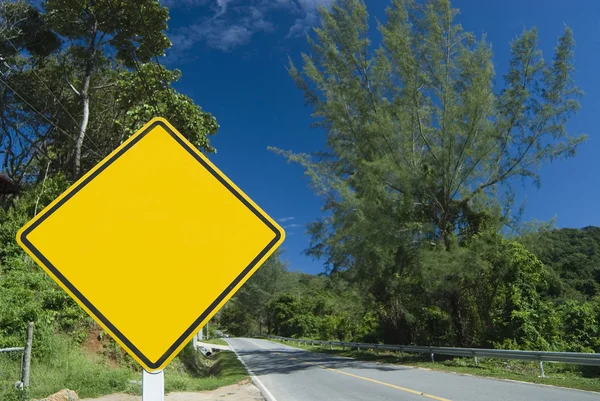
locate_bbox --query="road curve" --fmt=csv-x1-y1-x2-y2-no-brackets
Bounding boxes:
226,337,598,401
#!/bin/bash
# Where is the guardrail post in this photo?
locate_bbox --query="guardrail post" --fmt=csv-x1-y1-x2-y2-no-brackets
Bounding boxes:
21,322,33,389
430,352,435,363
538,360,545,378
472,350,479,367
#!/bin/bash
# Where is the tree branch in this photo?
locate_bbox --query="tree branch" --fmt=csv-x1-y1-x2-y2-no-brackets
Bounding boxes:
92,82,116,90
66,79,80,96
413,92,442,167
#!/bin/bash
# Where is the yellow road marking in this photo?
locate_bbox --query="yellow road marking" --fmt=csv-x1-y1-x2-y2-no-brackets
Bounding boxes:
284,354,451,401
319,366,451,401
247,339,270,350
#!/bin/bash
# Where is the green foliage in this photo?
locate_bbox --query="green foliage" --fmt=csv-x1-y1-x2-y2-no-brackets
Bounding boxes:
114,64,219,152
217,252,375,342
416,232,561,349
219,251,291,336
0,334,248,400
219,301,254,337
0,5,598,397
278,0,584,248
0,334,133,400
267,0,593,353
0,180,90,357
268,293,313,337
522,226,600,299
45,0,169,67
265,287,376,341
557,300,599,352
0,0,60,58
0,2,221,392
164,351,248,394
177,341,210,378
1,0,218,183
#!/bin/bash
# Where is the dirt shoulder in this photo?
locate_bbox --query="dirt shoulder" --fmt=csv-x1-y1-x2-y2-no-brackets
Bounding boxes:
81,380,263,401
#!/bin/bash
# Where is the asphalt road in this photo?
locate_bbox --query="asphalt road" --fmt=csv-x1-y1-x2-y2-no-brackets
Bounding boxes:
226,337,599,401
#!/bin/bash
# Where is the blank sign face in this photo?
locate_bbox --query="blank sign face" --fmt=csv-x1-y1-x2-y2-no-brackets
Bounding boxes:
17,118,284,372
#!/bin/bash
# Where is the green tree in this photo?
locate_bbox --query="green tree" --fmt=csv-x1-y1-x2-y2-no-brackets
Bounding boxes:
227,251,289,334
418,232,561,349
44,0,170,178
1,0,218,185
273,0,584,344
0,0,219,361
522,226,600,299
556,300,599,352
0,0,59,58
219,300,254,337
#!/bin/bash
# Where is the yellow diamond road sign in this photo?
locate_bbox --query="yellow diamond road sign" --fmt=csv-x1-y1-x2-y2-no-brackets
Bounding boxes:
16,117,285,372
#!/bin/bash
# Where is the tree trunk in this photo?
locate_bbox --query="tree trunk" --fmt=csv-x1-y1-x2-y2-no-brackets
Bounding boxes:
73,22,97,179
73,82,90,179
449,294,465,346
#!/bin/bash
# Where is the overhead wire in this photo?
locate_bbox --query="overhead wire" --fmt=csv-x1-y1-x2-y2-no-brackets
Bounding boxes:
0,0,173,174
4,38,106,157
5,38,88,140
0,75,104,159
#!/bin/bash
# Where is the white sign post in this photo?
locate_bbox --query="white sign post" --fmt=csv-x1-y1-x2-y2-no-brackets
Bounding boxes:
142,369,164,401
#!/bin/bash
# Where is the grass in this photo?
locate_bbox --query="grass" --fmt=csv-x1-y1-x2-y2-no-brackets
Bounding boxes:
0,335,135,401
0,335,248,401
163,349,248,393
267,338,600,393
201,338,229,346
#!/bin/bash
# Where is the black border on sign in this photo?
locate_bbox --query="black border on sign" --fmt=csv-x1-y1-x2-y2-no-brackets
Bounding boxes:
19,121,282,370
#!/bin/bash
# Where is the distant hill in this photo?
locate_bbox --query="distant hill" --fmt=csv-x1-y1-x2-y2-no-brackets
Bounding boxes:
526,226,600,299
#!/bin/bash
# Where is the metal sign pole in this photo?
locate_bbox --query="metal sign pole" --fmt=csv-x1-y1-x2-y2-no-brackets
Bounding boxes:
142,370,164,401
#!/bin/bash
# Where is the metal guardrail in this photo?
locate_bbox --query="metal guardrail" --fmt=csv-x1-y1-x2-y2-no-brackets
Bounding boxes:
266,335,600,377
0,347,24,353
0,323,34,390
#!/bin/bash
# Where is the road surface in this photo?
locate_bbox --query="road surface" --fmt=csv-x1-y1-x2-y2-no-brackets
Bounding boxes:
226,337,598,401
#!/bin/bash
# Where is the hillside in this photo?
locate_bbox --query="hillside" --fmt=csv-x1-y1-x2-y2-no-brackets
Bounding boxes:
525,226,600,299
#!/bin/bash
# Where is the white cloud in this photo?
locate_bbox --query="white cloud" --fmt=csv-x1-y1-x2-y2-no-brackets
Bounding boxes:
191,20,253,51
287,0,333,38
284,223,302,228
166,0,332,56
215,0,233,17
279,216,295,222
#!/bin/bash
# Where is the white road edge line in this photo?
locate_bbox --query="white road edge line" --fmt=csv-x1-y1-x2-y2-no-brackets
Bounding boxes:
225,339,279,401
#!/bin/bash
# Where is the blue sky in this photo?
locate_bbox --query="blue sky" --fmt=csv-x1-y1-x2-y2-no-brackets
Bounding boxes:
161,0,600,275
